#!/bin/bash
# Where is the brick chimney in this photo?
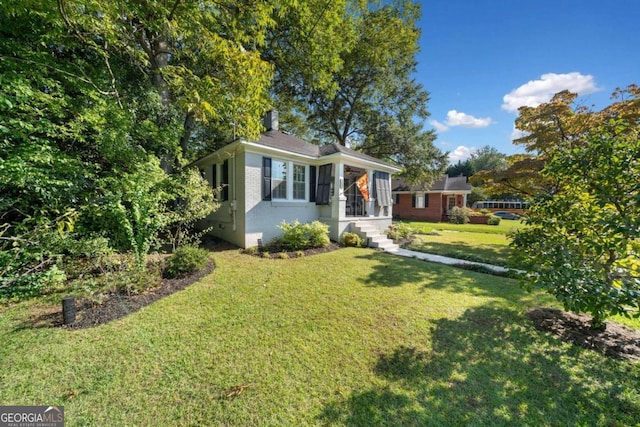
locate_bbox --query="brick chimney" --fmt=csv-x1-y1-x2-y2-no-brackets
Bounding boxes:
264,110,279,131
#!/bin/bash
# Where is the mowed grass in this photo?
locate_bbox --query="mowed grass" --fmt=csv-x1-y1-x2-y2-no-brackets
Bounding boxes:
401,220,526,267
1,248,639,426
406,219,526,235
406,231,513,267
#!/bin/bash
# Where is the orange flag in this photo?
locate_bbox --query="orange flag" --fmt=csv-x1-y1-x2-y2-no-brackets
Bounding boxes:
356,173,370,201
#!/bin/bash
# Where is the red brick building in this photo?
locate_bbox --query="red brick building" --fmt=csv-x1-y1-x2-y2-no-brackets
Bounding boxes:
392,175,472,222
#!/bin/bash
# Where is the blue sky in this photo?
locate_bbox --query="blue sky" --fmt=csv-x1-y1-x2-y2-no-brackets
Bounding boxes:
415,0,640,163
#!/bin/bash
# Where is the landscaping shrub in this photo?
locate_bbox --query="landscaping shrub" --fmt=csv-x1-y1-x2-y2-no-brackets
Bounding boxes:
163,246,209,279
342,232,364,247
277,220,330,250
487,215,501,225
243,246,259,255
306,221,331,247
448,206,472,224
387,222,414,240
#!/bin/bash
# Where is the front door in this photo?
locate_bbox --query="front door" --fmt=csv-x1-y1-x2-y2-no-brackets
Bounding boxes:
343,166,368,217
447,196,456,213
345,175,366,217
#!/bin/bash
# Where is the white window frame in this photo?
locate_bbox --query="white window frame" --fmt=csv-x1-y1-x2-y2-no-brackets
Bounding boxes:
293,164,306,201
271,159,308,202
271,159,288,200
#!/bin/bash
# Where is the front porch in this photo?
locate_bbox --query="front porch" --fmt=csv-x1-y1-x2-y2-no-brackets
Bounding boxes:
320,162,395,244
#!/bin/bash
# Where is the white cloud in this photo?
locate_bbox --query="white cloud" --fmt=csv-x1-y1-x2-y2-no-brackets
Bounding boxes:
448,145,475,163
445,110,492,128
502,72,598,112
431,120,449,133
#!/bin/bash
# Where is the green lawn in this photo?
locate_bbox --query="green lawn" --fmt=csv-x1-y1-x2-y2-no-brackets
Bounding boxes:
1,248,638,426
400,220,525,267
406,230,513,267
405,219,525,235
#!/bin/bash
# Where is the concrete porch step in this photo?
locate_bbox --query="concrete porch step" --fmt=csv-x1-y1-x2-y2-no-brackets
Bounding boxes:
350,222,398,252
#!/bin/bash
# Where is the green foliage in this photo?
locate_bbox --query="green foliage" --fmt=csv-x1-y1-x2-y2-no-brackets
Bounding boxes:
278,1,446,186
387,222,414,240
342,232,364,247
243,246,259,255
0,214,75,300
277,220,330,250
512,116,640,328
448,207,472,224
105,159,171,270
486,215,501,226
162,168,219,250
163,246,210,279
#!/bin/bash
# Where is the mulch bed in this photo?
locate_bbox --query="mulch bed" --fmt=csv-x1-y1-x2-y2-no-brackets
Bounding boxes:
243,242,343,258
27,242,344,330
69,261,216,329
23,261,215,330
527,307,640,362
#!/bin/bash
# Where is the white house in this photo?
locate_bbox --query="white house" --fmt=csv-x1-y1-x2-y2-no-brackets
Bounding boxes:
191,111,400,248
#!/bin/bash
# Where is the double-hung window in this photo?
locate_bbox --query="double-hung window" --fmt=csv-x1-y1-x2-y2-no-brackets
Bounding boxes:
412,192,428,209
271,160,288,199
263,157,309,202
293,164,306,200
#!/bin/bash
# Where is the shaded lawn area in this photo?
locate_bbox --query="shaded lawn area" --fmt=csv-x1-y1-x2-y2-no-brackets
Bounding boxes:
406,231,513,267
1,248,639,426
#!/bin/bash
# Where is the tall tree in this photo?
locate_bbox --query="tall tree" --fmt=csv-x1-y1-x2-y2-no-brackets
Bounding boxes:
511,85,640,328
468,145,507,173
475,90,611,197
276,0,446,184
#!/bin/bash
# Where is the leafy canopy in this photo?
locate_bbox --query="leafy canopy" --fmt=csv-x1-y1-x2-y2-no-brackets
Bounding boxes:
276,0,446,185
511,85,640,327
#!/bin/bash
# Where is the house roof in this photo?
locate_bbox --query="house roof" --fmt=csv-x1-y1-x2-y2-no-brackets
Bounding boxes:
191,128,399,171
392,175,472,193
256,130,321,157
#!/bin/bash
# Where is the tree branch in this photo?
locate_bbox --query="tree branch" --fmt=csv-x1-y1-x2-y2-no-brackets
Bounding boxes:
0,55,118,97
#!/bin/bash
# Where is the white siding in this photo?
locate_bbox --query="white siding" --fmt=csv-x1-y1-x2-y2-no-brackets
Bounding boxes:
243,152,321,248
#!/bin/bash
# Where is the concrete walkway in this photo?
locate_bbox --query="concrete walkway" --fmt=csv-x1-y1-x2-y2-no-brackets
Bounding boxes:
386,247,517,274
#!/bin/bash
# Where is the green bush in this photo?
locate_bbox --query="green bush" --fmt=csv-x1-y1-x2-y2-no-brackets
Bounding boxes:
243,246,259,255
163,246,209,279
306,221,331,247
277,220,330,250
0,216,71,300
448,206,472,224
487,215,501,225
387,222,414,240
342,232,364,247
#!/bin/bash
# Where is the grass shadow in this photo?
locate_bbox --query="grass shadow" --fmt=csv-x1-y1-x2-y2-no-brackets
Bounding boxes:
319,305,640,426
407,239,512,267
354,251,522,300
353,251,441,288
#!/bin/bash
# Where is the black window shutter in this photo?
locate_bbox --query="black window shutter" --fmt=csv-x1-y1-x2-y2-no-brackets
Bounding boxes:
212,164,217,187
424,193,429,208
316,164,332,205
262,157,272,201
309,165,317,202
412,194,416,208
222,159,229,201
